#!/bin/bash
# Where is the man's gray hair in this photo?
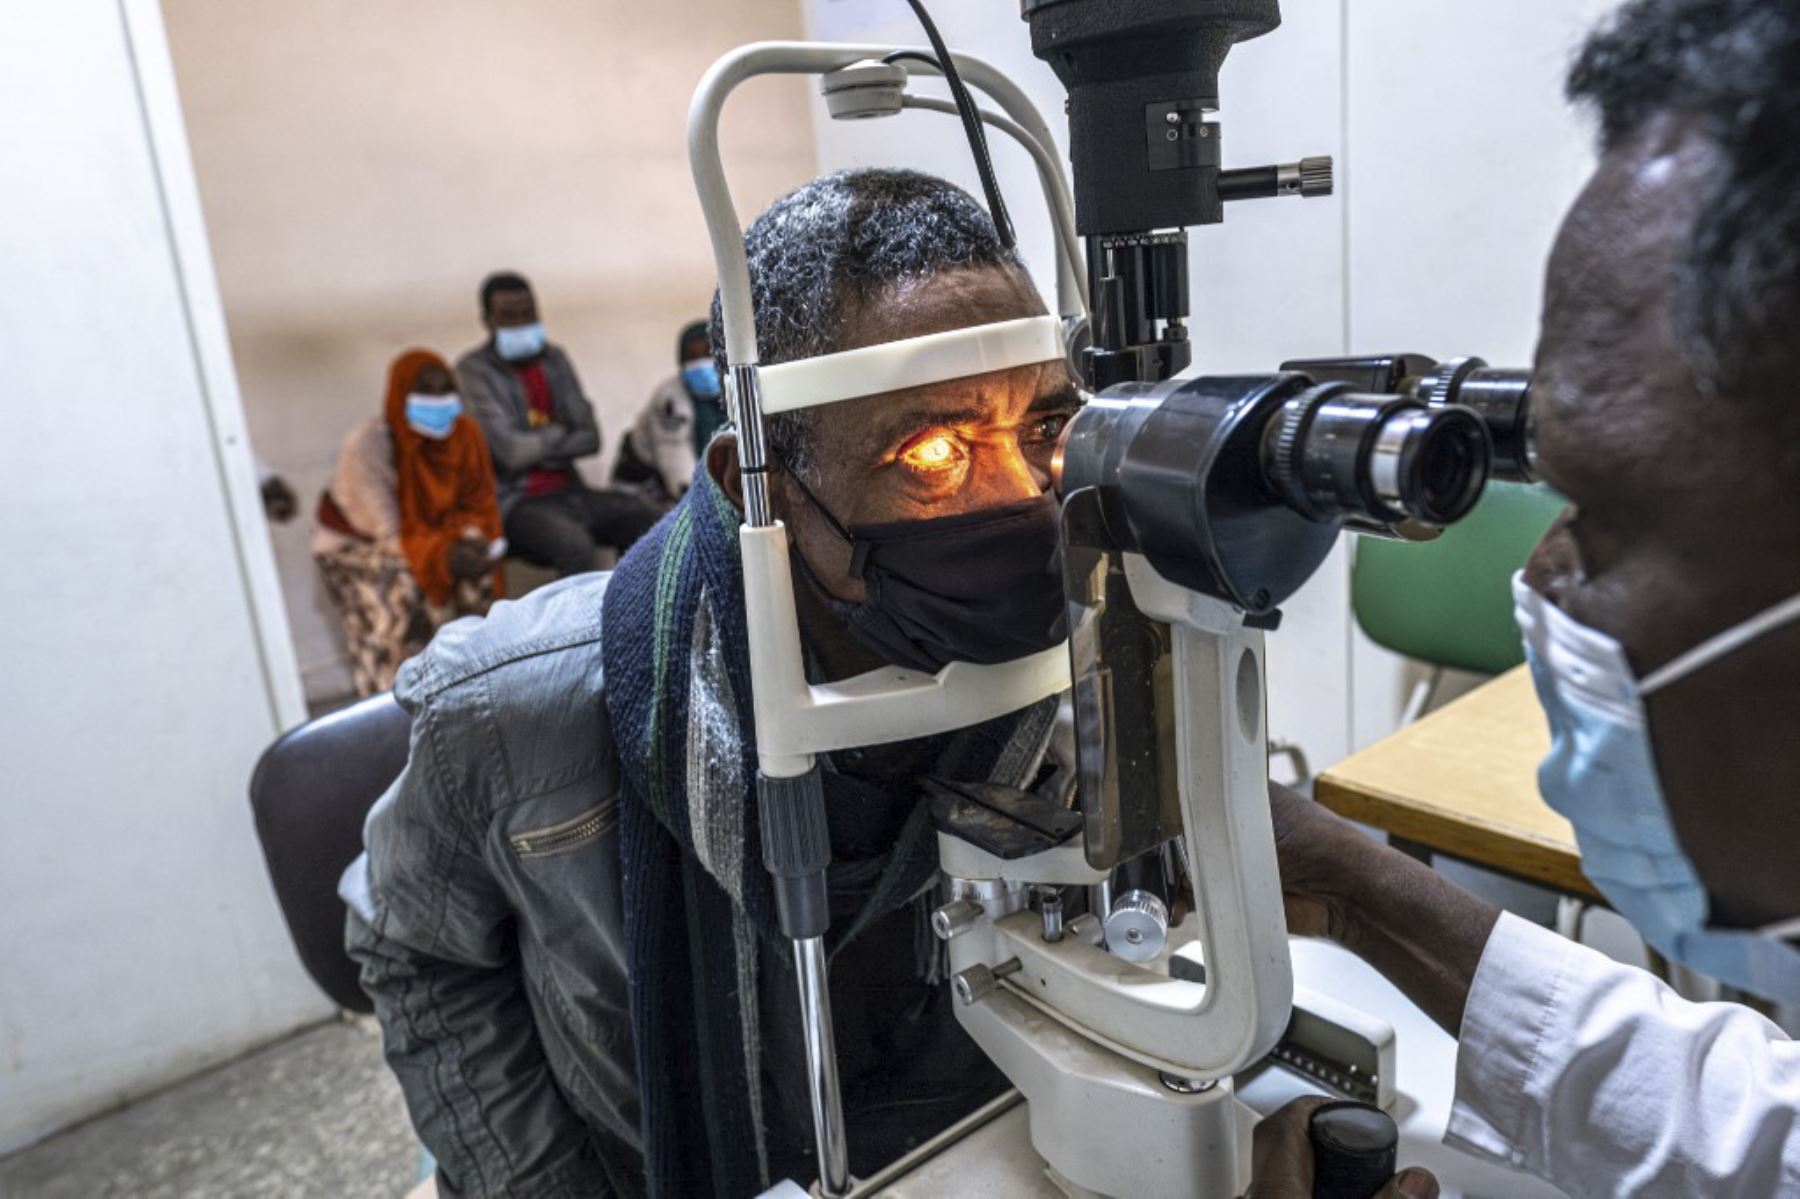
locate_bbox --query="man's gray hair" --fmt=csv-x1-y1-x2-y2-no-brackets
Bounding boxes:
709,168,1027,479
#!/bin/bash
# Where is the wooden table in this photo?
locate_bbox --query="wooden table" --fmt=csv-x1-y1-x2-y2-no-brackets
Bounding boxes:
1315,666,1599,900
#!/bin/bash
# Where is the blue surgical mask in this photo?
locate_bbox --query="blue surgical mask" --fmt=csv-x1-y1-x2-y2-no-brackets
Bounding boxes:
405,392,462,440
494,322,547,361
1514,572,1800,998
681,358,722,399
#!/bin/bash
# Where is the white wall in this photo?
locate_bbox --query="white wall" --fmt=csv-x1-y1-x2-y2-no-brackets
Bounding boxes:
163,0,819,702
0,1,327,1152
1343,0,1617,749
802,0,1616,773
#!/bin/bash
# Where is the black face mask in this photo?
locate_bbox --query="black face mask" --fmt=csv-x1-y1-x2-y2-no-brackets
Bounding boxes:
785,470,1068,673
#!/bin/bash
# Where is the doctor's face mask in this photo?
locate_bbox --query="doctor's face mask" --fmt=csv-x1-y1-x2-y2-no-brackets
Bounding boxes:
1516,572,1800,998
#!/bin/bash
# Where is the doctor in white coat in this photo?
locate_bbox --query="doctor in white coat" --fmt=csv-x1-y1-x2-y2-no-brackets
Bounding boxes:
1260,1,1800,1195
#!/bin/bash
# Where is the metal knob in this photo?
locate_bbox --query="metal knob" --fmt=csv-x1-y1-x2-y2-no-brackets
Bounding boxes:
1103,889,1170,963
1273,155,1335,198
952,958,1021,1006
931,899,983,942
1298,154,1334,197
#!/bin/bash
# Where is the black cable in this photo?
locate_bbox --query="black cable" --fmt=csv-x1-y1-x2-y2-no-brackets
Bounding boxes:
884,2,1016,249
881,49,943,73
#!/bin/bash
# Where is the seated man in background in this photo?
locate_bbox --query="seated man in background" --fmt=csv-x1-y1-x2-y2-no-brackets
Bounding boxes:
1266,1,1800,1193
312,350,504,696
344,169,1086,1197
610,319,728,508
456,271,658,576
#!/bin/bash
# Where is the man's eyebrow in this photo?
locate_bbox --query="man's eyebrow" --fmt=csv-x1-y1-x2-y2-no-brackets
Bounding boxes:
857,373,1084,447
1028,384,1083,413
866,404,991,446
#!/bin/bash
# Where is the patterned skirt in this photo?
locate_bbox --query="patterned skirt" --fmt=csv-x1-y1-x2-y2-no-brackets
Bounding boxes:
314,542,494,696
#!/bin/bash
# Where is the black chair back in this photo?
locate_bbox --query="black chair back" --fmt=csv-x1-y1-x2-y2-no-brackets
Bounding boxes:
248,693,412,1013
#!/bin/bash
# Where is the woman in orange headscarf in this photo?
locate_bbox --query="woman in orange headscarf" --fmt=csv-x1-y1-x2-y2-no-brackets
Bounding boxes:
311,350,505,695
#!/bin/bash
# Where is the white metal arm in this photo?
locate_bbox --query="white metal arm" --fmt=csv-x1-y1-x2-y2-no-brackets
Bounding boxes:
947,559,1293,1081
689,41,1082,366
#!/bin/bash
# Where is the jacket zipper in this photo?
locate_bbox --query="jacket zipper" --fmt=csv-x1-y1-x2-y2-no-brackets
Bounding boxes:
509,800,617,858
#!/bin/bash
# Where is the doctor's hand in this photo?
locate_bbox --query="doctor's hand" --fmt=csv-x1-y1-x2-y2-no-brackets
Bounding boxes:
1267,781,1503,1036
1245,1097,1439,1199
1267,782,1375,945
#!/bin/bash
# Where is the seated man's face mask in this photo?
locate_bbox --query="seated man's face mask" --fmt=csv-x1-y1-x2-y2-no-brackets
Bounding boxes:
495,321,547,362
784,465,1065,674
1514,572,1800,998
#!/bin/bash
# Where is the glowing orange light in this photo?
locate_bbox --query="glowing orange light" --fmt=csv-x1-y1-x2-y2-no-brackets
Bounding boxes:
902,435,959,469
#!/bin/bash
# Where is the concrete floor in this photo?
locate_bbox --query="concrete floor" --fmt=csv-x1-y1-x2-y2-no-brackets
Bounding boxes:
0,1019,418,1199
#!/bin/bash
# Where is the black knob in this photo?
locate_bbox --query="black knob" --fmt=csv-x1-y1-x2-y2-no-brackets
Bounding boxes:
1309,1100,1398,1199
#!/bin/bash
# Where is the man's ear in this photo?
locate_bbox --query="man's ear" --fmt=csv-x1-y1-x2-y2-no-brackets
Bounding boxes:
707,433,744,512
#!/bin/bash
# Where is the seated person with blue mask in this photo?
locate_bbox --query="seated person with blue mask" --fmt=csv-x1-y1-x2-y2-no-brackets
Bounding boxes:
1258,2,1800,1194
610,319,729,508
456,272,660,577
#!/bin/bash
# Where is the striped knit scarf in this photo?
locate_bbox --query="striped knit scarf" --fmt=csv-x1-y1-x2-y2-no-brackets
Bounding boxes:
603,469,1055,1197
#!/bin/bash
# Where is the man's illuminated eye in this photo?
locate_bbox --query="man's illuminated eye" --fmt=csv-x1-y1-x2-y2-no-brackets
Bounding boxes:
901,434,962,470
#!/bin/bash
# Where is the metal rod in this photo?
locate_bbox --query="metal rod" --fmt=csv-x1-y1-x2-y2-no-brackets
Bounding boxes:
795,936,851,1196
843,1090,1025,1195
730,363,773,526
1039,887,1065,943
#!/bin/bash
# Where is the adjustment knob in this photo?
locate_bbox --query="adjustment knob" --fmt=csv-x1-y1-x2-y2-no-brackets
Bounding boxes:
1275,156,1335,197
1104,889,1170,963
931,899,982,942
1298,155,1334,197
1309,1101,1398,1199
1417,355,1486,409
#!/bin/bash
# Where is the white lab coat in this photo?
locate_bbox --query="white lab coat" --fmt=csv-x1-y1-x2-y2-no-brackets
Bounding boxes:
1447,912,1800,1196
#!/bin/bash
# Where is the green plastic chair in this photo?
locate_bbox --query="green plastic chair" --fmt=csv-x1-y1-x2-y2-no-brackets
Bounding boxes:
1352,481,1568,680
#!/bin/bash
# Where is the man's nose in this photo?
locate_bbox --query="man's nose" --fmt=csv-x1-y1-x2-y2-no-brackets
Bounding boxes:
1522,505,1580,606
998,439,1052,500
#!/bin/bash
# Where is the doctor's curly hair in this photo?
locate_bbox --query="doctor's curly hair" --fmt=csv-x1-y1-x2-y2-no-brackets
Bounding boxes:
1569,0,1800,403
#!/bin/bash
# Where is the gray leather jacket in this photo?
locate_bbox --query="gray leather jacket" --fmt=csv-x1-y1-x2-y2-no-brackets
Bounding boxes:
341,573,641,1198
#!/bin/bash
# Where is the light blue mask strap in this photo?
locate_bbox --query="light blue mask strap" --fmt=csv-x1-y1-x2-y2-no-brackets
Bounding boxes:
1641,591,1800,695
1763,914,1800,940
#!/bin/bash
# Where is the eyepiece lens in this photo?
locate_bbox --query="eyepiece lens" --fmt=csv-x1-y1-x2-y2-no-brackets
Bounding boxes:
1407,408,1488,525
1438,367,1534,484
1264,385,1492,528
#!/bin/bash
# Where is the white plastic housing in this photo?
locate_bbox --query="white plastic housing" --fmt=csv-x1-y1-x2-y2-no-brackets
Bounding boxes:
948,555,1293,1082
741,522,1070,779
757,316,1064,413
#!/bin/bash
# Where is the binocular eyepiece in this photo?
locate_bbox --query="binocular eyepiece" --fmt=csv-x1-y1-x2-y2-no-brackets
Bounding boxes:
1262,384,1490,531
1053,355,1531,614
1283,353,1536,489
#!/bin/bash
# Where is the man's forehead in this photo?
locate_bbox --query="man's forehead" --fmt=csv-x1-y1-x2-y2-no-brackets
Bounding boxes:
1533,115,1756,538
840,266,1046,351
1549,114,1715,306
